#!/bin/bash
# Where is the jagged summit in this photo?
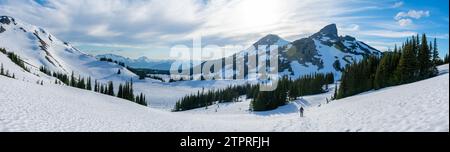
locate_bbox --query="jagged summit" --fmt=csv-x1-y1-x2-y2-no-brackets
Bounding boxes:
319,24,338,35
0,16,15,25
311,23,339,40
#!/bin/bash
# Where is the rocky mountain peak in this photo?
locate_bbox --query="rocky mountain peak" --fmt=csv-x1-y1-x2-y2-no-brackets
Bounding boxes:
0,16,14,25
311,24,339,40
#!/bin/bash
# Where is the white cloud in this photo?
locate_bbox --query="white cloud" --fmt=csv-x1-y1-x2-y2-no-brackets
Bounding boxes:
340,24,360,32
395,10,430,20
0,0,379,45
394,10,430,27
360,30,417,38
392,1,404,8
87,24,122,37
0,0,204,45
397,19,413,27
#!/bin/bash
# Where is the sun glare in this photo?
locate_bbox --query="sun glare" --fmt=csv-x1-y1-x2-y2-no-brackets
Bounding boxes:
236,0,283,29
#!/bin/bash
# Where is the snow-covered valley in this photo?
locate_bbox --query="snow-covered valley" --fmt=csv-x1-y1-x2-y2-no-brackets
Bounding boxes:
1,15,448,132
1,65,448,132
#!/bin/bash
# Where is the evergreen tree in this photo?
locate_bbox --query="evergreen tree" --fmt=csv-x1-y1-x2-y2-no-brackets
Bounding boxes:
134,93,147,106
337,56,379,99
6,52,29,72
77,76,86,89
374,52,400,89
395,39,418,83
108,81,114,96
332,83,338,100
117,84,123,98
70,71,76,87
339,34,440,99
100,85,104,94
0,63,4,75
444,54,449,64
94,80,98,92
39,66,52,76
143,95,147,106
432,38,439,64
251,90,279,111
86,77,92,90
130,79,134,101
417,34,432,79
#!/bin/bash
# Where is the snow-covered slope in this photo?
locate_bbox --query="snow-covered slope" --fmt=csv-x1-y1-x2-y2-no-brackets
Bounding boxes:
0,49,54,83
0,16,136,81
1,65,447,132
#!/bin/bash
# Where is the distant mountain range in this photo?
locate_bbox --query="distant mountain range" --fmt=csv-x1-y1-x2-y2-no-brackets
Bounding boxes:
1,15,381,82
95,54,174,70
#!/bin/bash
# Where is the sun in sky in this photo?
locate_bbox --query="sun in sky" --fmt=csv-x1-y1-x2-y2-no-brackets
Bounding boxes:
0,0,448,60
236,0,284,29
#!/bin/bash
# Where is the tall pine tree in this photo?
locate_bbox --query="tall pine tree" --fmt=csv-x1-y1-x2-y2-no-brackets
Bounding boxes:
417,34,432,79
395,39,418,83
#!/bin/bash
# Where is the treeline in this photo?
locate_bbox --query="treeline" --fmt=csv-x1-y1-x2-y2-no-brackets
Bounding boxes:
127,67,170,81
288,73,334,100
252,73,334,111
39,66,148,106
0,48,29,72
99,57,126,67
174,73,334,111
335,56,379,99
174,84,252,111
0,63,15,79
148,75,164,81
336,34,442,99
116,81,146,105
40,66,93,90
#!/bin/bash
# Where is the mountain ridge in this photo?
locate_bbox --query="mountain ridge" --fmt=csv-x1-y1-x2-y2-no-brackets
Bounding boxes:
188,23,382,80
0,16,137,82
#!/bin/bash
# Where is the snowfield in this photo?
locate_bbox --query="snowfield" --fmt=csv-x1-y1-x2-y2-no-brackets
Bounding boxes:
1,65,448,132
0,16,137,83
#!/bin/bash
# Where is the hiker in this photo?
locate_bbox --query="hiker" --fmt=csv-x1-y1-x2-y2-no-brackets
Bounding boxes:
299,107,304,117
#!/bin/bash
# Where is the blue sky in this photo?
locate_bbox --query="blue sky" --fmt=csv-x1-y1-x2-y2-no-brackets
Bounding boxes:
0,0,448,60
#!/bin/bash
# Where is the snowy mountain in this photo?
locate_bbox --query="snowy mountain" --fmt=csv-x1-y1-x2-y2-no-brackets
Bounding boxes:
0,16,137,82
195,24,382,80
95,53,174,70
281,24,381,78
1,64,447,131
